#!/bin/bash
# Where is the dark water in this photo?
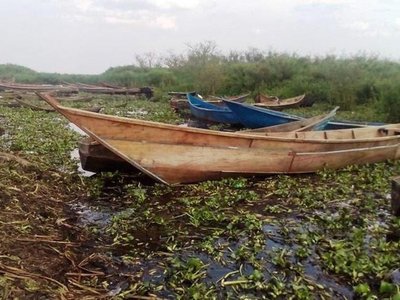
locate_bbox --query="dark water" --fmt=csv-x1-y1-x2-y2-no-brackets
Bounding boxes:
69,200,354,298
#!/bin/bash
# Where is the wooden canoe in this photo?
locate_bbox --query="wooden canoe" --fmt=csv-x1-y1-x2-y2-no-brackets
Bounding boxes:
254,94,308,110
168,91,197,98
63,82,153,97
78,108,339,173
208,94,249,102
255,94,279,103
38,93,400,185
0,82,78,93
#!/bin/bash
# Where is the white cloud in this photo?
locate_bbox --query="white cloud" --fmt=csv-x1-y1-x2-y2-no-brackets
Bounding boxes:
105,12,176,29
74,0,93,11
395,18,400,29
346,21,370,32
147,0,202,10
300,0,346,4
53,0,179,29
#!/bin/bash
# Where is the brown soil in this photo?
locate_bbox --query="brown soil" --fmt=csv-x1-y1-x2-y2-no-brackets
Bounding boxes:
0,161,113,299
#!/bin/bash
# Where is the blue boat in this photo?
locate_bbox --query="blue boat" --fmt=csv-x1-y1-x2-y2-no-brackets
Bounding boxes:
187,93,241,124
223,100,383,130
222,99,300,128
324,120,384,130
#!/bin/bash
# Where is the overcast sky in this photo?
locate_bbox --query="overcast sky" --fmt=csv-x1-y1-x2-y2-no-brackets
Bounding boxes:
0,0,399,74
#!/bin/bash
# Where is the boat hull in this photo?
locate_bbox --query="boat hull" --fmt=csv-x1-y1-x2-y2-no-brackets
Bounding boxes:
254,94,308,110
187,94,241,124
223,100,300,128
96,139,400,184
38,93,400,185
224,100,383,130
78,137,138,173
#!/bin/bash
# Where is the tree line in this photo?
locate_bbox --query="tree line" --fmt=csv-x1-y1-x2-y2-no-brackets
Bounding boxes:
1,41,399,121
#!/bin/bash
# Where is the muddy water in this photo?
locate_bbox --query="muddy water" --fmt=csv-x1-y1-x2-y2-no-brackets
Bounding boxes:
68,122,87,135
69,197,354,298
67,122,95,176
70,148,95,177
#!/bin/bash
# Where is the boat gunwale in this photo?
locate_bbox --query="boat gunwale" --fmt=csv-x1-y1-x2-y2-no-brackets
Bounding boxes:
187,94,232,113
256,94,306,107
55,104,400,145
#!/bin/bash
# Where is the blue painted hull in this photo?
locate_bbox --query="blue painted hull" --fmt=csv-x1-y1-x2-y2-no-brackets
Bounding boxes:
187,94,241,124
324,120,384,130
223,100,384,129
223,100,300,128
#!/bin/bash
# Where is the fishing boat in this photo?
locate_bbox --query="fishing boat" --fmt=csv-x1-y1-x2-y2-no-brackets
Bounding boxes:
79,109,339,173
223,100,381,130
210,93,249,102
38,93,400,185
223,99,300,128
255,94,279,102
170,93,248,112
168,91,197,98
240,107,339,133
187,93,241,124
254,94,308,110
63,82,153,98
0,82,78,93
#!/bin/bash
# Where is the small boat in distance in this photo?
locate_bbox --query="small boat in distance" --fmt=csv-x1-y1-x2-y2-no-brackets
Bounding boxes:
254,94,308,110
0,82,78,93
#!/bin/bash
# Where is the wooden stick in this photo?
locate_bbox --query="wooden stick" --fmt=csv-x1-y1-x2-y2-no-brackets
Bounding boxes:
0,152,32,167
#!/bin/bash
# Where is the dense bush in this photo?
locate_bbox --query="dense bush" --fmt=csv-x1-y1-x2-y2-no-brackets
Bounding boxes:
1,43,400,121
379,82,400,123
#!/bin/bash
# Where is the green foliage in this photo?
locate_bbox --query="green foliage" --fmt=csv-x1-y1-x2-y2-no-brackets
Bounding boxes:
0,64,37,82
2,43,400,120
379,83,400,123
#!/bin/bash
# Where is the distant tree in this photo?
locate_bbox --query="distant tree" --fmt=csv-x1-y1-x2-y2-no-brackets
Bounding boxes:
135,52,163,69
224,50,245,63
245,48,265,62
186,40,220,65
163,51,186,69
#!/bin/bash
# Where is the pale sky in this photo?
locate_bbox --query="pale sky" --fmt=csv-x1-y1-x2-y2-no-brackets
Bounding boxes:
0,0,399,74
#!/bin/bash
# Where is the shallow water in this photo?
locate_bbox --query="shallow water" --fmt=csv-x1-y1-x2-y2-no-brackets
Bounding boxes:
68,122,87,135
70,198,355,298
70,148,95,177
